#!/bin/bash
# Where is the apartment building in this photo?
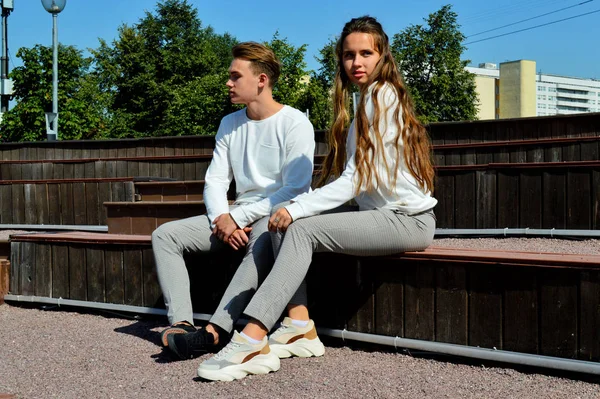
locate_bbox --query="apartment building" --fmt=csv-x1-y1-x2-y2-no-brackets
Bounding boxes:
466,60,600,120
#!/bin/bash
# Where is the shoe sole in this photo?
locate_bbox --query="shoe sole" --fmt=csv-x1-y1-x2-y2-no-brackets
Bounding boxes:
270,337,325,358
197,353,281,382
160,327,192,347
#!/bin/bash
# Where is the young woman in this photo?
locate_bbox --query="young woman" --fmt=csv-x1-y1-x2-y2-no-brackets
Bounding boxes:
196,16,437,382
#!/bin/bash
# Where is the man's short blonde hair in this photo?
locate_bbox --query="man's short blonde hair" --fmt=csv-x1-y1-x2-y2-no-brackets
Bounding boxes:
232,42,281,88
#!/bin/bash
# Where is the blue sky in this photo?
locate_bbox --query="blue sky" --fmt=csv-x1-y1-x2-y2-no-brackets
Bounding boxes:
6,0,600,79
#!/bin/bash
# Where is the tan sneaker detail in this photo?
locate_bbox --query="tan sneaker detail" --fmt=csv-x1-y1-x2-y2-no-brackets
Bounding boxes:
197,331,280,382
269,318,325,358
242,344,271,363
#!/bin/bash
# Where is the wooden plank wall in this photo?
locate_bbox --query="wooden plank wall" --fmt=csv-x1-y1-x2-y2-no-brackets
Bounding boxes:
429,112,600,148
9,241,162,308
8,241,244,314
1,163,596,229
0,135,217,162
0,180,134,225
432,137,600,166
8,239,600,362
0,157,212,181
310,257,600,361
1,112,598,163
435,163,600,229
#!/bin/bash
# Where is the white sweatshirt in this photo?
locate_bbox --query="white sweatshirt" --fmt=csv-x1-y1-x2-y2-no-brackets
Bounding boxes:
204,106,315,228
286,82,437,221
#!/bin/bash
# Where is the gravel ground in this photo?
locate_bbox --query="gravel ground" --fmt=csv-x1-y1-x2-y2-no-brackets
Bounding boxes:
1,236,599,398
1,305,599,399
433,237,600,255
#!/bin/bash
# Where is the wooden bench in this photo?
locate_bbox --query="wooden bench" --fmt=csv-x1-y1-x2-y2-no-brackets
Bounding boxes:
5,230,600,361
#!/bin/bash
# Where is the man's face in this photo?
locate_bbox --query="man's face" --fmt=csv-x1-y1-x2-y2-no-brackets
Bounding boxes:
226,58,262,105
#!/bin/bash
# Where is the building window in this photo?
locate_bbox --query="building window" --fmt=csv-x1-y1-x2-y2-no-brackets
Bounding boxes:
548,87,557,92
537,86,546,91
548,96,554,101
537,95,546,100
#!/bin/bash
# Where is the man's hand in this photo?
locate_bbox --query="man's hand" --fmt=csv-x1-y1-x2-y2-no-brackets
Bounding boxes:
268,208,293,232
212,213,239,243
227,227,253,250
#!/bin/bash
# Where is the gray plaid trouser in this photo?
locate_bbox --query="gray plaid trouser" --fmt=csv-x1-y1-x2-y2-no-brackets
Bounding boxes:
152,207,306,331
241,207,436,330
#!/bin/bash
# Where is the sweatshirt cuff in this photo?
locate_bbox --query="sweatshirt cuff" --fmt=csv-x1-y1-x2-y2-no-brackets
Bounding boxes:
229,207,249,229
285,202,306,222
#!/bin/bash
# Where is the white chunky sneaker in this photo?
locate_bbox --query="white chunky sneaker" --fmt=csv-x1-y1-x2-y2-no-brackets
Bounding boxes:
268,317,325,359
197,331,280,382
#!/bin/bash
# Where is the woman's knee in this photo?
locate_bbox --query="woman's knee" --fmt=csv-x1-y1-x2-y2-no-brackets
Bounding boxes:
285,219,313,240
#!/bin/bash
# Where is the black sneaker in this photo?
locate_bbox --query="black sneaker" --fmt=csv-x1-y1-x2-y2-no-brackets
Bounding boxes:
159,321,196,347
167,329,219,360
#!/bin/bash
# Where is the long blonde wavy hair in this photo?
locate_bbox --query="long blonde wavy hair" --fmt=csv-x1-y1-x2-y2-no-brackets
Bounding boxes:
317,16,434,195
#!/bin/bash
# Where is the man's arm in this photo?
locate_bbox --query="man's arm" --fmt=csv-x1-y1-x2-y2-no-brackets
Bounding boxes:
204,119,234,228
229,119,315,228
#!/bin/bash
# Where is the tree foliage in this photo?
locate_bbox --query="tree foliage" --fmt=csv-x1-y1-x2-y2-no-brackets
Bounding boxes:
391,4,478,123
1,44,105,142
94,0,238,138
265,32,308,110
1,1,479,142
295,39,336,130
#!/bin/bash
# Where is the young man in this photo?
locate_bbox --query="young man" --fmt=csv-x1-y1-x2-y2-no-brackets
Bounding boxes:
152,42,318,360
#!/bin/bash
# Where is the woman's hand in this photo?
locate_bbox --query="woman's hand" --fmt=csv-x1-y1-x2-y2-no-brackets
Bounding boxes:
268,208,293,232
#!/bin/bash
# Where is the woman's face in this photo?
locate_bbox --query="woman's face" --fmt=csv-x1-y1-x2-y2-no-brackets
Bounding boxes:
342,32,381,88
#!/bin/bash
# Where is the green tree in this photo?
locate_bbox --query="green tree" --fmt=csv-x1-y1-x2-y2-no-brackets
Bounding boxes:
391,4,478,123
296,39,337,130
95,0,238,137
314,38,337,89
266,32,309,109
161,72,232,136
1,44,105,142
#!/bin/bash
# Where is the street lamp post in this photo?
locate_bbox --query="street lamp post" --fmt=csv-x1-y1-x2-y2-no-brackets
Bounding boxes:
41,0,66,141
1,0,14,121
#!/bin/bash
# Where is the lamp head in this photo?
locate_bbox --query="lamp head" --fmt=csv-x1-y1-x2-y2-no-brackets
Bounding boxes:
41,0,66,14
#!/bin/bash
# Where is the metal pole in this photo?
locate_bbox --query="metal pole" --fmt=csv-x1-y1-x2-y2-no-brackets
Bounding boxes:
1,7,9,114
50,12,58,141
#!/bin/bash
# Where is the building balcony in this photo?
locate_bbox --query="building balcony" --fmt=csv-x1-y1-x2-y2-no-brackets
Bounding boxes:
556,100,590,110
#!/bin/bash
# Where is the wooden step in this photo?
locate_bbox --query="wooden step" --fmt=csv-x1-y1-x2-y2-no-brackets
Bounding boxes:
104,201,207,235
0,179,134,225
135,180,205,202
134,180,238,202
0,259,9,305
